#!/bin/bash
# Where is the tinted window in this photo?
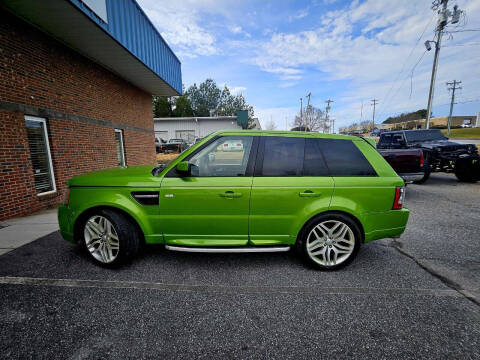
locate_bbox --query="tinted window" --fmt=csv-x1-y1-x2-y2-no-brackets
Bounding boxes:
188,136,253,177
261,137,304,176
318,139,376,176
380,133,392,145
404,129,447,142
392,133,405,145
304,138,329,176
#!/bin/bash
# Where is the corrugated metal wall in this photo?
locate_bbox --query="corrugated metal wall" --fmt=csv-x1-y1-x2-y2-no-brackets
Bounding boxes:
70,0,182,94
154,120,243,142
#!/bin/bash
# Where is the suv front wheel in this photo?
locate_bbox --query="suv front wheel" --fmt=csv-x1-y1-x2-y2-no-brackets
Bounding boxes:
297,213,361,270
82,209,141,267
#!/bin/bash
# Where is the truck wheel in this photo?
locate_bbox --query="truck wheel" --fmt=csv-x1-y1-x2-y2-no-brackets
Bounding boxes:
413,157,430,184
413,171,430,184
455,158,480,182
82,209,141,267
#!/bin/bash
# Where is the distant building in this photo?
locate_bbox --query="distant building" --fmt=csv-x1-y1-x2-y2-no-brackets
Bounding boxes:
382,116,477,130
0,0,181,220
154,116,261,143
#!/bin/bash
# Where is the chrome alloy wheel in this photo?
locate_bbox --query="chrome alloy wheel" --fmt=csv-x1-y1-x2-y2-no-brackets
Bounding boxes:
306,220,355,267
84,215,120,264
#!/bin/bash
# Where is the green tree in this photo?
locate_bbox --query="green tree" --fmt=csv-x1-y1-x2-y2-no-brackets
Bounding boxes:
153,79,256,127
186,79,222,117
153,96,172,117
172,96,194,117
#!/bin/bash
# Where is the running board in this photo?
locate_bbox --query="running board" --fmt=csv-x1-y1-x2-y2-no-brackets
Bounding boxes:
165,245,291,253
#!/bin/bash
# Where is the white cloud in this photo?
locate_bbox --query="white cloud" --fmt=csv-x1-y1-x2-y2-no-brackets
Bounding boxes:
288,8,309,22
248,0,480,127
138,0,219,59
228,25,251,38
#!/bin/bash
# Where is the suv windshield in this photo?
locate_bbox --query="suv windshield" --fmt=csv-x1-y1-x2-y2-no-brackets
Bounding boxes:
168,139,183,143
404,130,447,142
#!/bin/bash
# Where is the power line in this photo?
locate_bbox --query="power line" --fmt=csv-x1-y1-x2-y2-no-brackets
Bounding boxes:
443,41,480,47
447,28,480,32
374,13,435,121
376,48,428,123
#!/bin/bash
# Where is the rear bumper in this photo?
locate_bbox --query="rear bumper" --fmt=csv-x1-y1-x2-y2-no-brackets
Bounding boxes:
362,208,410,243
398,172,425,183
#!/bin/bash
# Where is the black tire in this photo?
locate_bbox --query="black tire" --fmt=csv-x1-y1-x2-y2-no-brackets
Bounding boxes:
413,171,430,184
296,213,362,271
81,209,141,267
413,156,430,184
454,158,480,183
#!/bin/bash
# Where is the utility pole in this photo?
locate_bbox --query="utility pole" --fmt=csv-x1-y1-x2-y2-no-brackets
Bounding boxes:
446,80,461,136
371,99,378,129
425,0,463,129
305,92,311,131
360,101,364,122
299,98,303,129
325,99,333,133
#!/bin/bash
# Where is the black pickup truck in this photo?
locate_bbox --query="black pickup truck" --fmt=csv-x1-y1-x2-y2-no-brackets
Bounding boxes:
377,129,480,183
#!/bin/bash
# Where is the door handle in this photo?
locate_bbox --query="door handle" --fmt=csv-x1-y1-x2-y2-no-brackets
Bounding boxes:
220,191,243,199
299,191,321,197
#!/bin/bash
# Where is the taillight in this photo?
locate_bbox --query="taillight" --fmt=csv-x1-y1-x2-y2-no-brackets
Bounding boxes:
420,151,424,167
392,186,405,210
63,187,70,206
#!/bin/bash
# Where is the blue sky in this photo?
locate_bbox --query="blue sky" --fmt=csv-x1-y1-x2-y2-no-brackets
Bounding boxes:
138,0,480,130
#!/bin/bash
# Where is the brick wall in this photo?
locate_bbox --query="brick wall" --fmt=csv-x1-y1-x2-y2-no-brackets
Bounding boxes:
0,11,156,220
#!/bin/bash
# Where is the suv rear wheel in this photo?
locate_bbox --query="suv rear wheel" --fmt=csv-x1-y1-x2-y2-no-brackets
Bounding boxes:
297,213,361,270
82,209,140,266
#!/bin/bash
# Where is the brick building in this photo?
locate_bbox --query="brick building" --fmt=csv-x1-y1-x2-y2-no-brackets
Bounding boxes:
0,0,181,220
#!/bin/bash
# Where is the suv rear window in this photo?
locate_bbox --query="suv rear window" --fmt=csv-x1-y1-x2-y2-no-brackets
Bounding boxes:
317,139,376,176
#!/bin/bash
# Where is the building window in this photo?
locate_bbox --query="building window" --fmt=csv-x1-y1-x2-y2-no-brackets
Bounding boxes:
24,116,56,195
114,129,126,167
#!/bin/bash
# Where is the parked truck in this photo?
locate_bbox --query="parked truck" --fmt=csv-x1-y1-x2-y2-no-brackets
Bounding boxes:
362,137,425,183
156,138,189,154
377,129,480,183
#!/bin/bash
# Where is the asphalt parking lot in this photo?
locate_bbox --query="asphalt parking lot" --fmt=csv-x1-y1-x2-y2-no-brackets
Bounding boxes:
0,173,479,359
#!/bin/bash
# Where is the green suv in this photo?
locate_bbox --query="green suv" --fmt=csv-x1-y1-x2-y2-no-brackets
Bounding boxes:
58,131,409,270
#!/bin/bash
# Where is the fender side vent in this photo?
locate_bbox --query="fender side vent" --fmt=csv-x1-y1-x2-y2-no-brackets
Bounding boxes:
131,191,159,206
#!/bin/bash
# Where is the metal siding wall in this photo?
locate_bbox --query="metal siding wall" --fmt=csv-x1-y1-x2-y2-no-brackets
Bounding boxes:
70,0,182,93
154,120,243,141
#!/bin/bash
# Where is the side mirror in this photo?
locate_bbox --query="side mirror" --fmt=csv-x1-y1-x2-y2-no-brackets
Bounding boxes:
176,161,190,175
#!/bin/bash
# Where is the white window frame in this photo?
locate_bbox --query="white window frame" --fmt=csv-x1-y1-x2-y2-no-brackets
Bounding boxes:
115,129,126,167
24,115,57,196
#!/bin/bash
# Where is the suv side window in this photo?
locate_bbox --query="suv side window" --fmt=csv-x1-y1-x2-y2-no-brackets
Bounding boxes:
318,139,377,176
259,137,305,176
304,138,329,176
188,136,254,177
